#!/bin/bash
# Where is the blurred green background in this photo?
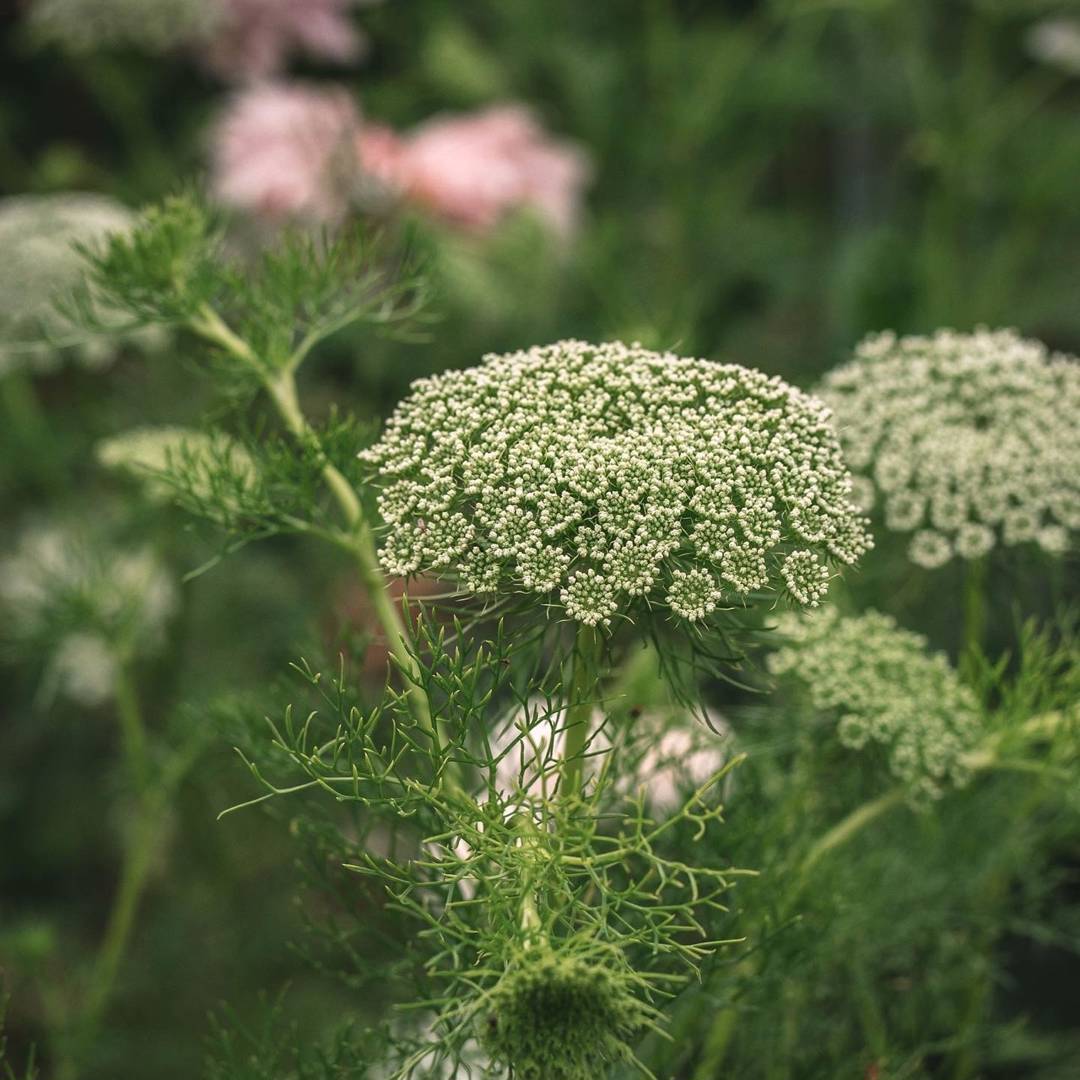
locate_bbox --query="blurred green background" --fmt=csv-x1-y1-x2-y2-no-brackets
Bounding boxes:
1,1,1079,1077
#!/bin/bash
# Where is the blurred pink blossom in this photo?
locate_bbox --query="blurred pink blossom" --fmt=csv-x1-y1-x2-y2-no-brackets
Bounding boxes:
211,82,361,222
356,105,591,238
204,0,364,82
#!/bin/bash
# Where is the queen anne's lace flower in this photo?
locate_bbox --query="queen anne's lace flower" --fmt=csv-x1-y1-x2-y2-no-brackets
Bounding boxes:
1026,17,1080,76
0,525,177,705
27,0,219,54
0,194,165,376
819,328,1080,569
768,608,982,799
362,340,872,625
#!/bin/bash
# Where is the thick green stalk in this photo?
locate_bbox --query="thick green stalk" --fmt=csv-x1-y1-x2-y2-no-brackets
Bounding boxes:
191,305,434,737
561,623,603,799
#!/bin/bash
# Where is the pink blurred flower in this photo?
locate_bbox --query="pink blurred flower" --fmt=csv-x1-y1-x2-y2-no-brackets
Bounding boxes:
356,105,591,239
204,0,364,83
211,82,361,223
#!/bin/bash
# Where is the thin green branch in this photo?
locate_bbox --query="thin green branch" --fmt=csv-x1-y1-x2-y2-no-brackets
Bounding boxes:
561,623,603,799
188,303,435,739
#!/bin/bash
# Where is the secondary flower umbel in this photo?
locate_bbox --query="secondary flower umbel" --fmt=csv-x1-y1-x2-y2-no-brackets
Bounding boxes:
818,328,1080,568
361,340,872,625
768,607,982,800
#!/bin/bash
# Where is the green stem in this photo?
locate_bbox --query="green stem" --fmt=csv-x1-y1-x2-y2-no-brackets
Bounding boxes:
0,371,66,494
692,996,739,1080
561,624,603,799
113,661,147,790
60,668,178,1075
191,305,434,739
799,787,908,879
79,801,160,1035
697,705,1073,1078
961,556,988,683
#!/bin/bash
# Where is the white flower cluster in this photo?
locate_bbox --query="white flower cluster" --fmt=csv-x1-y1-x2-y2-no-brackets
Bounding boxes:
0,193,164,377
0,525,177,706
768,608,982,799
97,426,256,510
362,340,871,625
28,0,220,55
819,328,1080,569
1026,18,1080,76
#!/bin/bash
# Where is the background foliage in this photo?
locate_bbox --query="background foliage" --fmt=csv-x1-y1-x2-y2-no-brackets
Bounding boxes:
1,1,1078,1077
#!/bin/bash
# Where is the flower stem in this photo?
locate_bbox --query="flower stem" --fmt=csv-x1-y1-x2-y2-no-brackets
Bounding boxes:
79,799,160,1035
799,787,908,879
961,555,988,683
0,370,66,494
190,305,434,738
61,668,173,1074
695,705,1074,1078
113,660,147,789
561,623,603,799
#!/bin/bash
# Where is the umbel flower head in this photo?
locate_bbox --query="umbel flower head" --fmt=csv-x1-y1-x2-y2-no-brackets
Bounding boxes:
479,941,654,1080
361,340,872,626
819,328,1080,569
768,607,982,800
0,524,176,706
27,0,220,55
0,193,164,376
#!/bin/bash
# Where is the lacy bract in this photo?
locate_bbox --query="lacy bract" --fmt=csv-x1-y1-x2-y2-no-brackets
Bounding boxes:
819,328,1080,568
361,340,871,626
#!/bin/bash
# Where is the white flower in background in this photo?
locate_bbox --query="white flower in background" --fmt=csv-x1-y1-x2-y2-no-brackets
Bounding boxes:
362,340,872,626
768,607,982,800
97,425,256,511
27,0,221,54
46,633,118,708
0,193,165,376
1026,17,1080,76
488,699,731,814
0,525,177,706
819,328,1080,568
